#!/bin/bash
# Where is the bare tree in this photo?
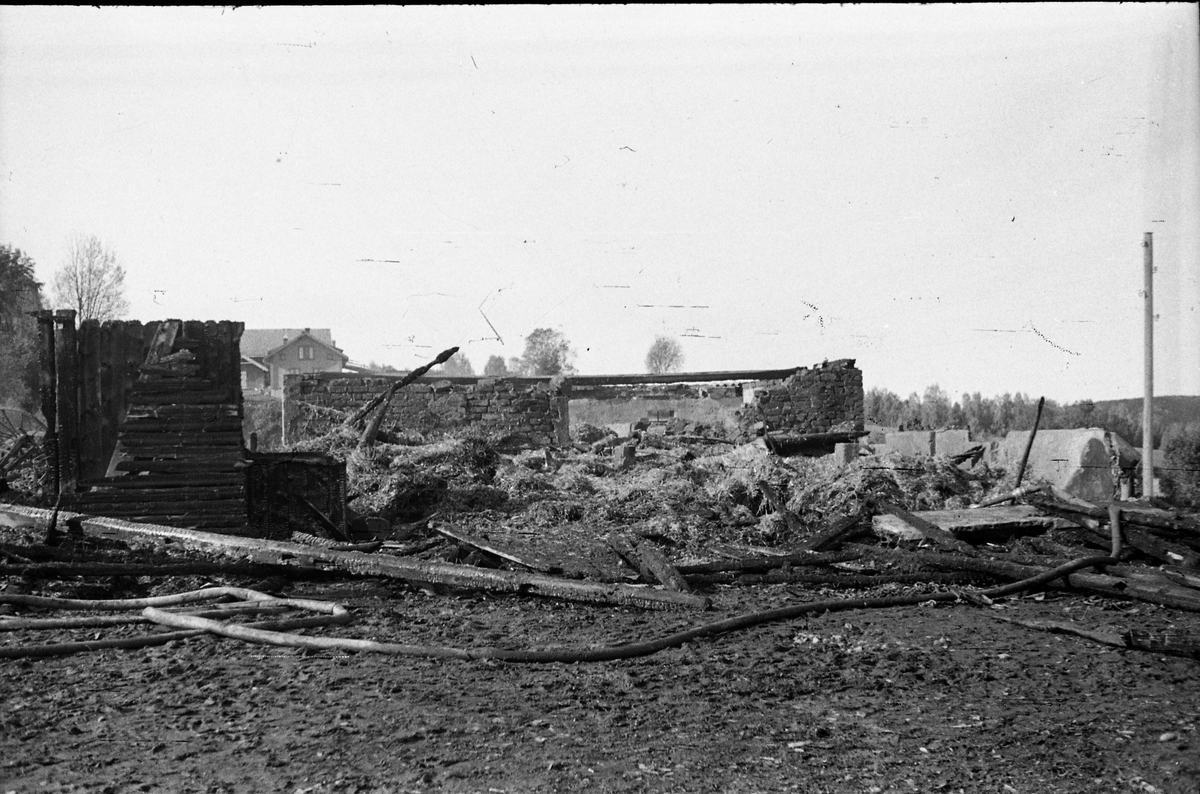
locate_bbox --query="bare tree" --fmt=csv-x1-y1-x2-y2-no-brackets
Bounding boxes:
645,335,684,374
51,234,130,321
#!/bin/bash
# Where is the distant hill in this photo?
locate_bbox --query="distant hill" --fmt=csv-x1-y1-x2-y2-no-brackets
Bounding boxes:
1085,395,1200,429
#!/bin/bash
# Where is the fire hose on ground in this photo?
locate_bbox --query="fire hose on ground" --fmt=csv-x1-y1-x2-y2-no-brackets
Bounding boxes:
0,555,1137,663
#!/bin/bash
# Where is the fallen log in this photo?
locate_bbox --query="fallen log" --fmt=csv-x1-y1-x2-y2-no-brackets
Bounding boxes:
675,548,861,575
1124,627,1200,659
0,504,710,611
727,570,982,588
0,560,288,579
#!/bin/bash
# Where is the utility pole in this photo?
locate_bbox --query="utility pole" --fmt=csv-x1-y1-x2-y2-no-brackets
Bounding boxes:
1143,232,1154,500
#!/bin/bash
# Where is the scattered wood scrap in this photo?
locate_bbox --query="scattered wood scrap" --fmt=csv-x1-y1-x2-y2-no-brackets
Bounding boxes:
607,533,691,592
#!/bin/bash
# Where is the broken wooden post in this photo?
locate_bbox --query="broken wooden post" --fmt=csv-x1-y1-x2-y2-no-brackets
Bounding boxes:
1109,502,1123,558
607,533,691,592
35,311,58,496
53,310,80,494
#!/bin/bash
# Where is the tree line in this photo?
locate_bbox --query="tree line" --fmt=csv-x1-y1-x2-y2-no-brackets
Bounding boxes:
865,384,1199,448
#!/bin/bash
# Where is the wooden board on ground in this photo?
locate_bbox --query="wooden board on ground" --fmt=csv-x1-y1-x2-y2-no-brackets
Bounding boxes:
873,505,1058,544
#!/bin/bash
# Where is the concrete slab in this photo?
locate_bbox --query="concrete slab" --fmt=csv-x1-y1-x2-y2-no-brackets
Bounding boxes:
886,431,935,457
993,428,1137,504
934,429,972,458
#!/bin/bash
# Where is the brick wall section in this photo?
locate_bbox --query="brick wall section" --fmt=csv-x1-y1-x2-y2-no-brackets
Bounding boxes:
287,373,563,446
739,359,864,435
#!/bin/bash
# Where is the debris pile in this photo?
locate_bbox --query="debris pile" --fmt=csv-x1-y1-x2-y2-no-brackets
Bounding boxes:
3,357,1200,664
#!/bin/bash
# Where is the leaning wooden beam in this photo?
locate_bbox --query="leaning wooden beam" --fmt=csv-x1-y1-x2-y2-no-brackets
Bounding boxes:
798,507,871,552
432,523,560,574
0,504,710,611
347,346,459,429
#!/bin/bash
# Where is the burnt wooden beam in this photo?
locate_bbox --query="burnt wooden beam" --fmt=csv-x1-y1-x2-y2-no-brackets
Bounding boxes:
35,311,58,495
0,505,712,611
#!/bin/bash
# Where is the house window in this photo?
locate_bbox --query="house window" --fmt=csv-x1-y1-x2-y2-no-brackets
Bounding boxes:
299,346,314,360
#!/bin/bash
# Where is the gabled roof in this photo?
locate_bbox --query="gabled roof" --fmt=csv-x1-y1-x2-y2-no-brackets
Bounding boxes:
263,329,347,363
241,328,336,358
240,355,269,372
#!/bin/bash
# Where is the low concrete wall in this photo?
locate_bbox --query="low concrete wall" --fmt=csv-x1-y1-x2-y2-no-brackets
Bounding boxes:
886,431,935,457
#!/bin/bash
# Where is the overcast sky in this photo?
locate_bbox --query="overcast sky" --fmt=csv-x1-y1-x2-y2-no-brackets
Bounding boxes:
2,4,1197,404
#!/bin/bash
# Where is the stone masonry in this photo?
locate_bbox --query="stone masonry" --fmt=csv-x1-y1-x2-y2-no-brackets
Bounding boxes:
287,373,564,447
739,359,864,435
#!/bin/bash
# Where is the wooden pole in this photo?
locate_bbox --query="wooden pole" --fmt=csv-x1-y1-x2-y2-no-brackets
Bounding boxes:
1143,232,1155,499
1013,396,1046,490
35,311,59,496
53,310,80,493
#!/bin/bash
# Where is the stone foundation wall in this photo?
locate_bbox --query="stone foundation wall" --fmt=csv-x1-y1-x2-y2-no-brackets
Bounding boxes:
288,360,864,447
739,359,864,435
287,373,564,447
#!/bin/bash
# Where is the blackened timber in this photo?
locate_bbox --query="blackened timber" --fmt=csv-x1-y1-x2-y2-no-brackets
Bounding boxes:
675,548,862,575
79,487,245,501
80,474,245,488
35,311,58,495
71,499,247,516
0,505,712,611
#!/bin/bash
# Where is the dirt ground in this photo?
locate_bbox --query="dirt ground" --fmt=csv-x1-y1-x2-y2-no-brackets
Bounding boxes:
3,573,1199,794
3,437,1199,793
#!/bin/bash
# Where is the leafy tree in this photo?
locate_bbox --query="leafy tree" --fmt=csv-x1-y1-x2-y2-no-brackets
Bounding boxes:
483,355,509,377
437,351,475,376
864,387,903,427
518,328,576,376
51,234,129,321
920,384,951,430
898,392,922,430
645,335,684,375
1160,423,1200,507
0,245,44,411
